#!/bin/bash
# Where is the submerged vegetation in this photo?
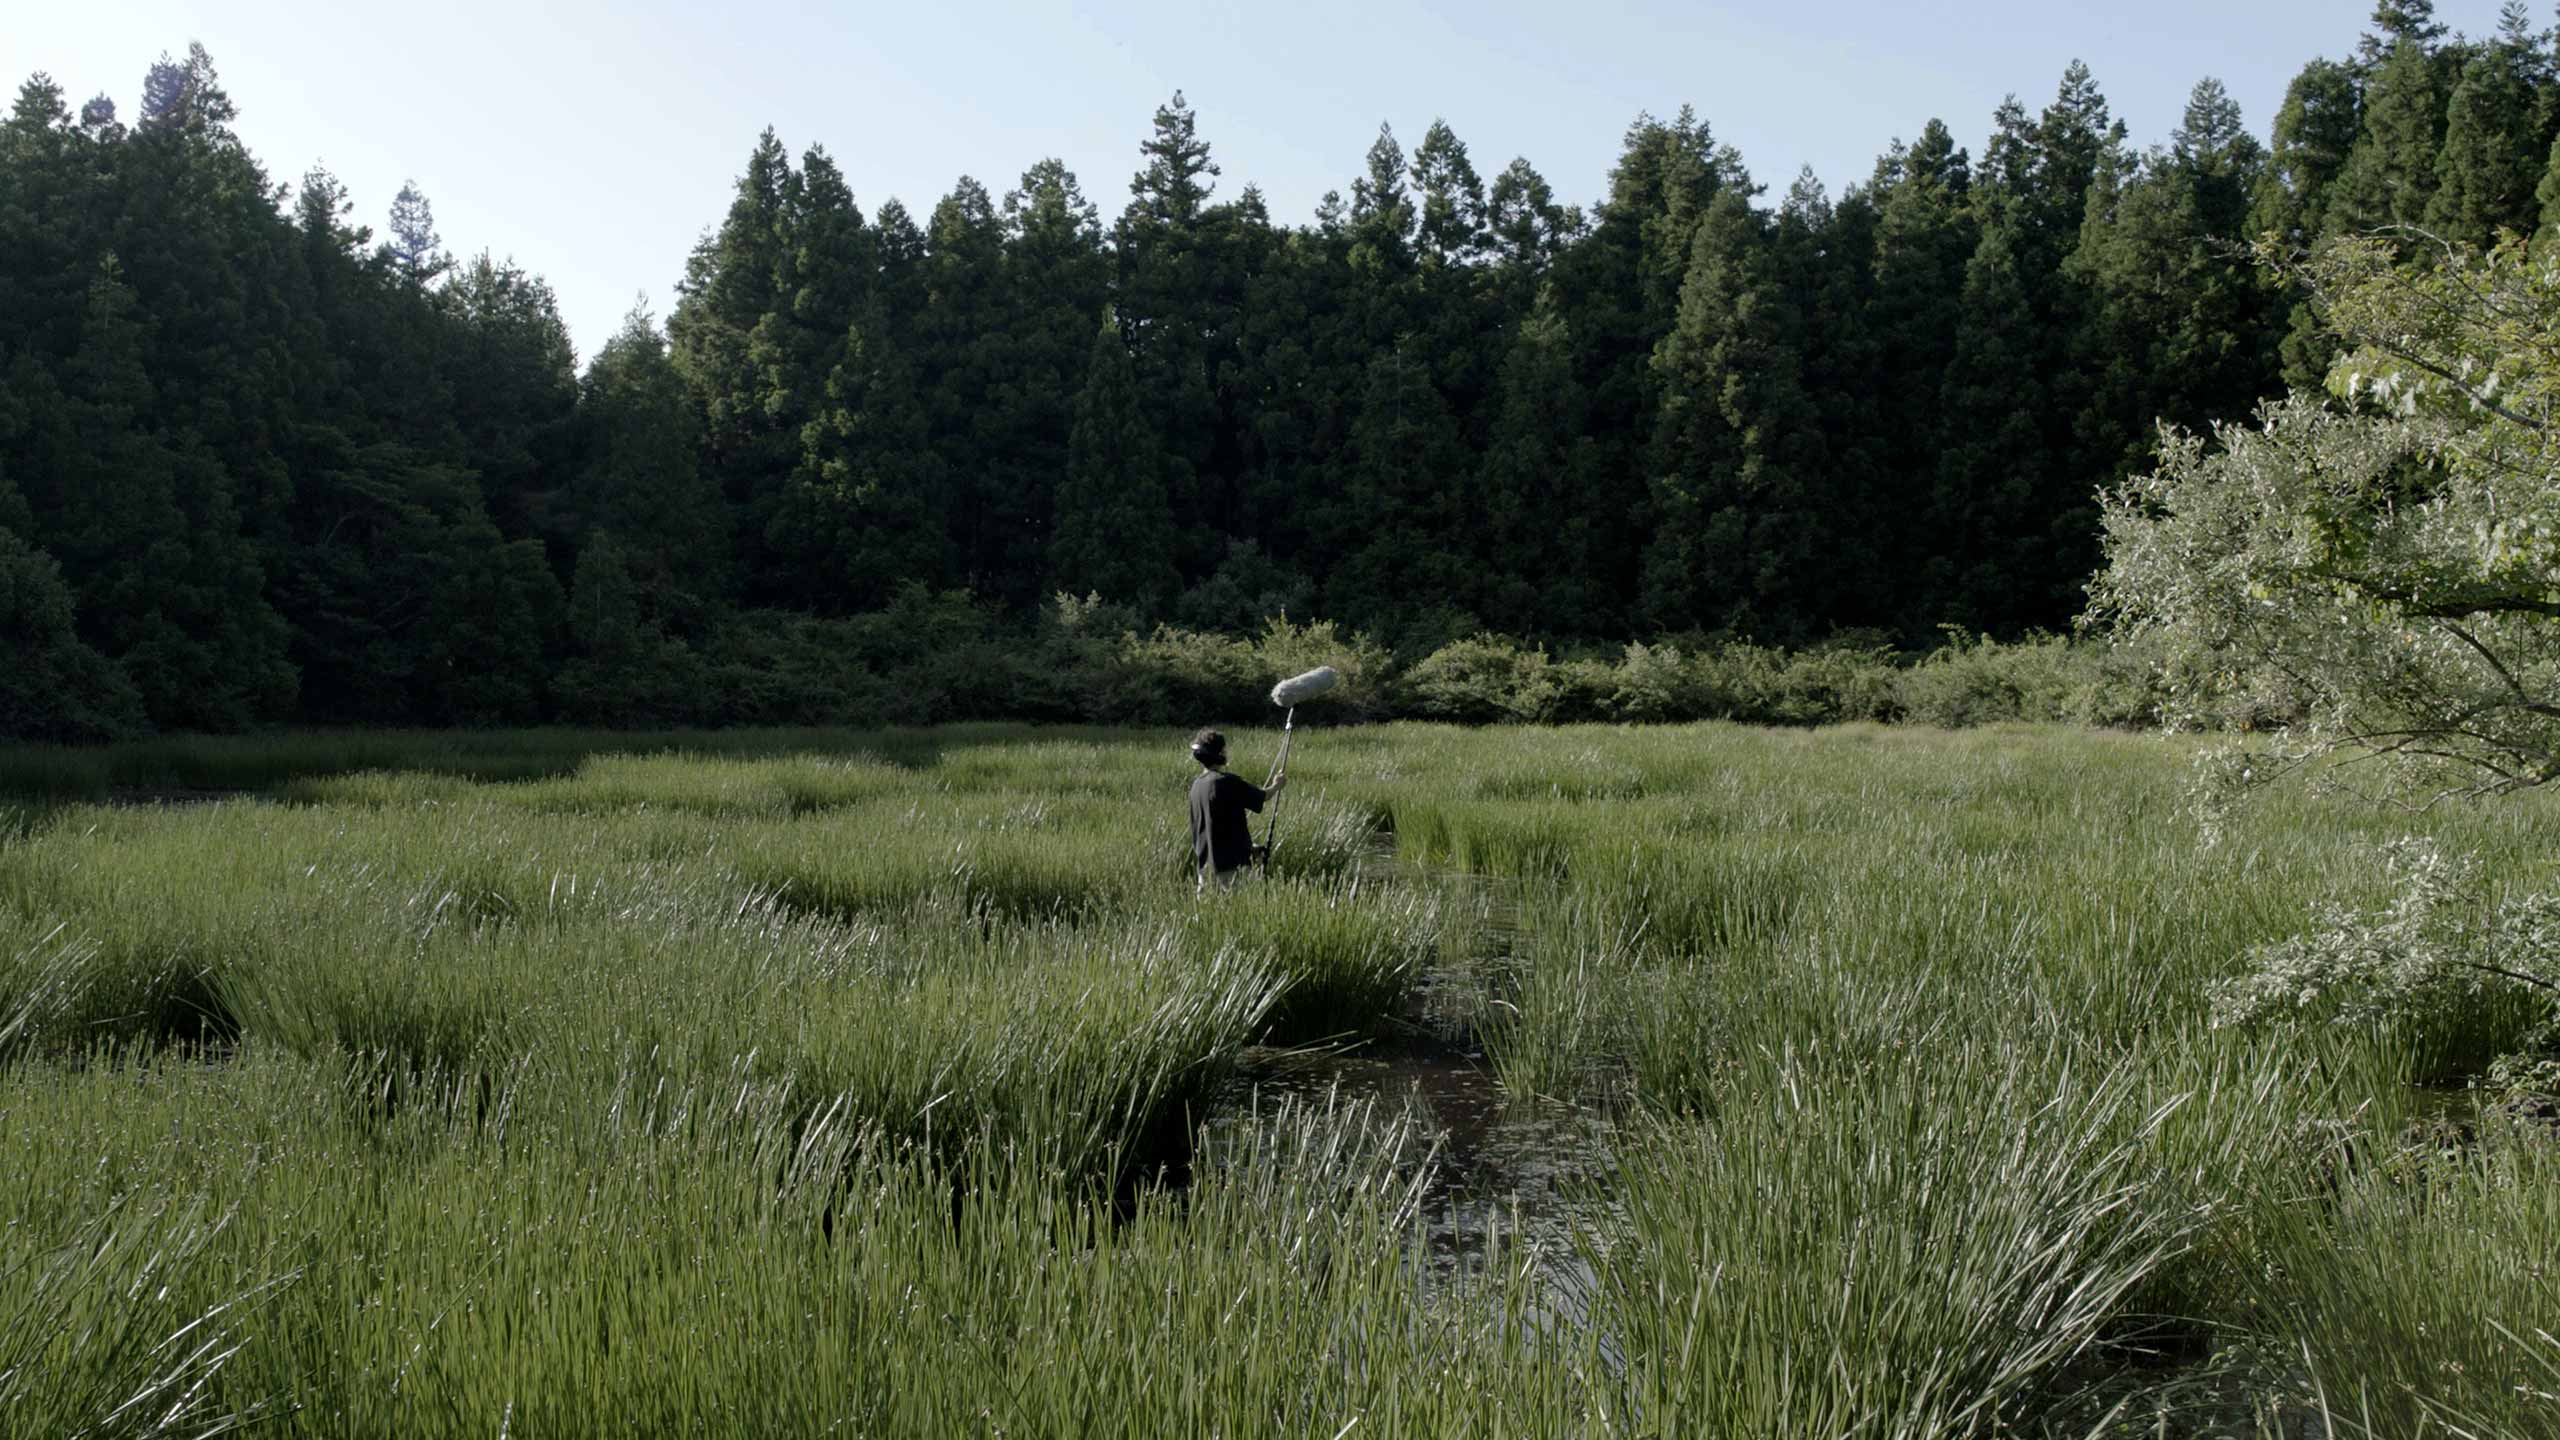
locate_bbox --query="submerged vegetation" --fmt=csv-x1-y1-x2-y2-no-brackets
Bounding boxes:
2,722,2555,1436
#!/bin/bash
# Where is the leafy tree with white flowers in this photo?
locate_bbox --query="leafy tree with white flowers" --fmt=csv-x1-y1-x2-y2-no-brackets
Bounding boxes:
2094,228,2560,1072
2092,229,2560,808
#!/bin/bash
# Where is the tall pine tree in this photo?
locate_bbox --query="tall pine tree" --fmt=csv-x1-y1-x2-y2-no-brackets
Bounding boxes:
1053,315,1179,610
671,130,797,602
2429,28,2543,244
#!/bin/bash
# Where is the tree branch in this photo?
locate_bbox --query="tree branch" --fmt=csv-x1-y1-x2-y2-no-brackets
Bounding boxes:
2452,959,2560,996
2441,620,2541,709
2364,340,2549,431
2331,575,2560,621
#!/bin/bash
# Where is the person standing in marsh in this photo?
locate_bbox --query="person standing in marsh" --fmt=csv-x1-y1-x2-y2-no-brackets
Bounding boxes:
1188,728,1284,890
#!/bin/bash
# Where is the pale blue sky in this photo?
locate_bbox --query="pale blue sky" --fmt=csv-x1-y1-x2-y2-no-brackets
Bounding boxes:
4,2,2524,362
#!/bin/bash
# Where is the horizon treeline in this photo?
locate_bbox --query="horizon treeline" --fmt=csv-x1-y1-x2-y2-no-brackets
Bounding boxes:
3,1,2552,739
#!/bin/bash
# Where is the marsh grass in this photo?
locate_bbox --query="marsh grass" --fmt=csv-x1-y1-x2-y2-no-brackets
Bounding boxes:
2,1049,1598,1439
1363,721,2560,1431
2244,1113,2560,1439
0,1186,272,1440
3,720,2554,1434
1584,1040,2196,1438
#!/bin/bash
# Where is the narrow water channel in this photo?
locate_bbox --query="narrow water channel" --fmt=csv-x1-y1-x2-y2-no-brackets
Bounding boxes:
1225,1040,1617,1262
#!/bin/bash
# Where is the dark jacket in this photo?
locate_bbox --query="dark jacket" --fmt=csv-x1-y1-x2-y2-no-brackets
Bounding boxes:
1188,770,1267,875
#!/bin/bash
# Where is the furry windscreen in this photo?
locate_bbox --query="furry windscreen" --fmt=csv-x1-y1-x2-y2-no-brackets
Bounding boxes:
1270,666,1341,707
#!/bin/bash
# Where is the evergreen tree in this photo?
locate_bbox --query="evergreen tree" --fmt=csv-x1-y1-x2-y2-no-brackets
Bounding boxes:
0,78,83,474
271,166,459,720
0,524,146,742
2358,0,2447,64
670,129,796,602
572,305,728,629
1484,156,1578,308
1867,119,1976,626
1405,120,1502,453
2164,78,2276,421
2017,62,2136,567
75,93,122,143
1931,220,2052,626
1116,93,1228,578
1230,208,1356,579
2,49,635,730
1783,171,1895,632
868,199,928,335
1200,182,1284,538
443,252,578,553
1325,341,1472,639
778,148,873,361
1977,96,2036,205
2251,59,2363,246
1053,316,1179,610
2534,127,2560,234
556,531,701,726
1347,122,1420,347
1643,188,1829,639
21,256,293,728
919,175,1010,593
1410,119,1488,271
2428,38,2542,244
2029,62,2117,266
1639,194,1749,636
751,145,875,606
387,180,448,285
0,13,2496,731
2068,79,2276,554
266,153,561,723
2332,38,2448,229
0,452,24,540
780,300,952,612
135,44,235,136
1552,107,1741,630
2253,59,2366,389
987,159,1108,608
1474,287,1599,635
409,512,561,726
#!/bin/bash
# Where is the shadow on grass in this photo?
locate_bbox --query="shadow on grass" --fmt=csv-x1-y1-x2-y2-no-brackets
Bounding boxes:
0,724,1193,804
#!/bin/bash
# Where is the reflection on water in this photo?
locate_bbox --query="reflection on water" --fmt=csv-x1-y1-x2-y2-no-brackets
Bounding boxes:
1222,1042,1618,1264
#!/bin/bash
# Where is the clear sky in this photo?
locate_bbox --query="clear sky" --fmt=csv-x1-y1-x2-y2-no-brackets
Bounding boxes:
4,2,2525,363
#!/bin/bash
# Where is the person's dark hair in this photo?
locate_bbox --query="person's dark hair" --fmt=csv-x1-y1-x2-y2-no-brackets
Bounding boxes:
1189,728,1227,767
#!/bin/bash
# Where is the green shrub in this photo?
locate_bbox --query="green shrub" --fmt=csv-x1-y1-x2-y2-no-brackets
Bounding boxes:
1889,630,2161,728
1764,640,1903,723
1603,641,1709,721
1397,634,1558,723
1545,654,1620,722
1253,614,1395,722
1111,625,1270,723
2212,836,2556,1086
1586,639,1903,726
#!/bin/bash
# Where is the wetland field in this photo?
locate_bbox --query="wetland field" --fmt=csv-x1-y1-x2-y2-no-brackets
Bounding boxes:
2,722,2555,1438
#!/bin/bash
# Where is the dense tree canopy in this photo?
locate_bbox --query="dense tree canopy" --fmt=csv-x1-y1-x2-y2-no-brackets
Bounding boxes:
7,8,2556,735
2092,230,2560,805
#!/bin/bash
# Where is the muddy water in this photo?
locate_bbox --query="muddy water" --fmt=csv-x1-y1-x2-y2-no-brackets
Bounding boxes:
1217,852,1624,1261
1224,1041,1618,1263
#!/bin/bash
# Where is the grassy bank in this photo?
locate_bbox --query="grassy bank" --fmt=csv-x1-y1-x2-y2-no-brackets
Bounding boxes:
1,722,2551,1436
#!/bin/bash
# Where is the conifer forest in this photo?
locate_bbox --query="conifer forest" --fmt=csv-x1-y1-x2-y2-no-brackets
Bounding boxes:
9,5,2550,738
15,6,2560,1436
